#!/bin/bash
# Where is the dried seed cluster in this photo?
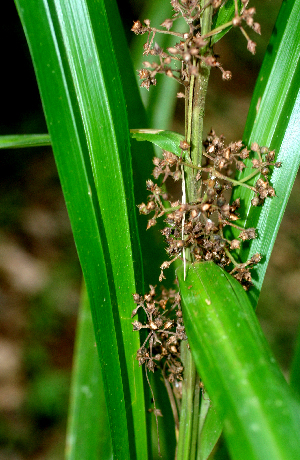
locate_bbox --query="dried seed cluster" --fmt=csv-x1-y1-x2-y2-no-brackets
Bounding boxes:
138,131,280,288
132,286,186,383
131,1,275,429
132,0,260,90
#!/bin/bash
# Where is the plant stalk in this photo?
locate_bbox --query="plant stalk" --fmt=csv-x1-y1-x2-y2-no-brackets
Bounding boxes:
178,2,213,459
176,341,198,460
185,5,212,203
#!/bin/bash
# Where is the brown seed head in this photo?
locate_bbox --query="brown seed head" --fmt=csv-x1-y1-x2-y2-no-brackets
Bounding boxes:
131,20,145,35
161,19,173,30
232,15,242,27
222,70,232,81
247,40,256,55
180,140,190,150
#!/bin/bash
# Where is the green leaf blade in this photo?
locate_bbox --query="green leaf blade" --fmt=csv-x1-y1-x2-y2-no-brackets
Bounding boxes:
0,134,51,149
66,286,112,460
230,0,300,306
15,0,148,458
130,0,180,127
211,0,242,45
50,2,148,457
177,262,300,460
130,129,185,157
197,400,222,460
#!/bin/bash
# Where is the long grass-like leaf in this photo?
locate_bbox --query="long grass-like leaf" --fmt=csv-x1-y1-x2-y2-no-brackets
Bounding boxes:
103,0,167,286
66,286,112,460
15,0,148,458
178,262,300,460
131,0,179,129
197,400,222,460
230,0,300,307
0,134,50,148
290,325,300,397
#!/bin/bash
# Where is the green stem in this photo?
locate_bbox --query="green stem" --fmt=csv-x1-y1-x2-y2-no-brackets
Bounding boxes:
212,170,257,192
184,5,212,203
178,3,213,460
190,374,201,459
176,341,198,460
181,162,259,192
201,20,233,39
239,168,261,183
162,368,180,440
225,248,239,266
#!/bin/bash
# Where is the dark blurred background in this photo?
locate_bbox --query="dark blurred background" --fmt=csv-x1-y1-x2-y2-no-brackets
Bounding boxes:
1,1,298,459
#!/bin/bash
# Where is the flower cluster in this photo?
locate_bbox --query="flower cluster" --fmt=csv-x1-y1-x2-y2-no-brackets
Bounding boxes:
138,132,281,288
132,286,186,383
132,0,261,90
203,130,281,206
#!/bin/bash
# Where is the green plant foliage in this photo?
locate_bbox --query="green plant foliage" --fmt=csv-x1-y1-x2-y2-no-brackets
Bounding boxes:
11,0,300,459
130,0,180,128
197,397,222,460
290,327,300,397
103,0,167,285
66,287,112,460
178,262,300,460
130,129,185,157
15,0,148,458
0,134,51,149
211,0,242,45
230,0,300,307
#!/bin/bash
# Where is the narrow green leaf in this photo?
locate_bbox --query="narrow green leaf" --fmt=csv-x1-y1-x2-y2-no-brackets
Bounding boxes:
101,0,168,288
130,129,185,157
15,0,148,458
130,0,179,128
211,0,242,45
15,0,131,454
177,262,300,460
290,324,300,397
49,1,148,456
230,0,300,307
197,398,222,460
0,133,50,149
66,286,112,460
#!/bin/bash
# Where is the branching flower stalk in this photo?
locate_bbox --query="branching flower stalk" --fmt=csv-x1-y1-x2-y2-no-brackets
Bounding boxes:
131,1,279,458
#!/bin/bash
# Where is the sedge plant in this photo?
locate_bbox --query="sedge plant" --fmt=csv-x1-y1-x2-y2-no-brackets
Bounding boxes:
1,0,300,459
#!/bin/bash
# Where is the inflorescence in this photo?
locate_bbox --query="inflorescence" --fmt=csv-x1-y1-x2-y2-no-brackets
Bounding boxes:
132,0,261,90
132,286,186,383
137,131,281,288
131,1,279,420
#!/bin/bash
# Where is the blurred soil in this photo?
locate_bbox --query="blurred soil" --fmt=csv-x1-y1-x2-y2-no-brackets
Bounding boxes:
1,1,299,459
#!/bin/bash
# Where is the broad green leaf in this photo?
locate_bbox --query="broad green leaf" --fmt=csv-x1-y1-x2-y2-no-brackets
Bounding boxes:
66,286,112,460
130,129,185,157
15,0,148,458
211,0,242,45
0,134,51,149
230,0,300,307
177,262,300,460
